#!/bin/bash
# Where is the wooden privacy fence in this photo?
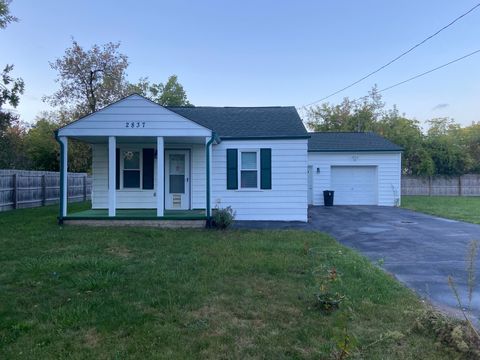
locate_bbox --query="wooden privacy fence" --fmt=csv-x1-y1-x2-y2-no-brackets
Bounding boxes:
402,174,480,196
0,170,92,212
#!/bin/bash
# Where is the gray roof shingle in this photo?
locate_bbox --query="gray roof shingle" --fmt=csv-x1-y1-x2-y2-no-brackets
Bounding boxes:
166,106,308,138
308,132,403,152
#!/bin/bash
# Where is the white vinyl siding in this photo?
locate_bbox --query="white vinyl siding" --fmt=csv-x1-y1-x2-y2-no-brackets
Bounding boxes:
58,94,211,138
308,152,401,206
91,143,206,209
211,139,308,221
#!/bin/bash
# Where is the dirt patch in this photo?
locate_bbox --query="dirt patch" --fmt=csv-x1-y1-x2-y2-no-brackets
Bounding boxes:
83,328,101,348
106,245,132,259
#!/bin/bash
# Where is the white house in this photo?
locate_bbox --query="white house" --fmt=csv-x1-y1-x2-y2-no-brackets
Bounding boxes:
55,94,402,225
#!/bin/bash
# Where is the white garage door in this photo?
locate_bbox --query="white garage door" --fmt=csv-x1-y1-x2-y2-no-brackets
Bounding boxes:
330,166,377,205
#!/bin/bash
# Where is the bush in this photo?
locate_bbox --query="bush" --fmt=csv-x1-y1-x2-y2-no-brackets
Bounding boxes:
212,206,235,229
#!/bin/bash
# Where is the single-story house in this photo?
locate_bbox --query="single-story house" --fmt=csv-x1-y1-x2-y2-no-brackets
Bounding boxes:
55,94,402,225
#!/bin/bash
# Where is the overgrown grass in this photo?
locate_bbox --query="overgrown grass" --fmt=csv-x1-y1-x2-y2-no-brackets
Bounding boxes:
402,196,480,224
0,203,460,358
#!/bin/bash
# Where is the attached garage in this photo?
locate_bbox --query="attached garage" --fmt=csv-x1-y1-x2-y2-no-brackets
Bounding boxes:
330,166,377,205
307,132,402,206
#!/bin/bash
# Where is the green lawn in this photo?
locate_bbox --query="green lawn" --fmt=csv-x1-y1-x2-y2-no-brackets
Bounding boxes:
0,203,459,359
402,196,480,224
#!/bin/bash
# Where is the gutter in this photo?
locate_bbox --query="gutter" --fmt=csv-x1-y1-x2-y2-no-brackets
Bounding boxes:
205,132,216,227
54,130,64,225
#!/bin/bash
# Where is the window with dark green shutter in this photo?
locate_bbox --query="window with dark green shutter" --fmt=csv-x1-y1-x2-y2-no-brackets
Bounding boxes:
260,148,272,189
142,148,155,189
226,149,238,189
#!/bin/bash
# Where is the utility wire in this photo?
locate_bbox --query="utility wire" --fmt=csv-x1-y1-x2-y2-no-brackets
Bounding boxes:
345,48,480,106
304,2,480,107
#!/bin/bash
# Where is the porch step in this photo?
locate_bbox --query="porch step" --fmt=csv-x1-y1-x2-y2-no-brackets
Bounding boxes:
63,219,206,228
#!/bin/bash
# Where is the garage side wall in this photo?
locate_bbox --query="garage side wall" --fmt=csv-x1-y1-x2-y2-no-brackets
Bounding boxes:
211,139,308,221
308,152,401,206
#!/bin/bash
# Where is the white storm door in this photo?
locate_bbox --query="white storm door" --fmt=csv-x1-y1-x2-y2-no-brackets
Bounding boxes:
165,150,190,210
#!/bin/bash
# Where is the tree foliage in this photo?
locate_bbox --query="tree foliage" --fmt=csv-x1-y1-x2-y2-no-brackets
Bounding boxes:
0,1,24,133
0,0,25,168
44,40,129,116
0,0,17,29
129,75,192,106
306,87,477,176
0,64,25,132
305,86,383,132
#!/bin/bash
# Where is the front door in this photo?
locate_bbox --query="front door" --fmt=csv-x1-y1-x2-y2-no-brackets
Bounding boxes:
165,150,190,210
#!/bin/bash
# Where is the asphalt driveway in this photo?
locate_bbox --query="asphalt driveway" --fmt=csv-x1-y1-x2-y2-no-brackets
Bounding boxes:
235,206,480,317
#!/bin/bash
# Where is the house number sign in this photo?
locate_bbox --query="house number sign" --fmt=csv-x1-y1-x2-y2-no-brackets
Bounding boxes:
125,121,146,128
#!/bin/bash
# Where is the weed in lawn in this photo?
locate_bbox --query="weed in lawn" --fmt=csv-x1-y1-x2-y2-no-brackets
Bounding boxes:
447,240,480,339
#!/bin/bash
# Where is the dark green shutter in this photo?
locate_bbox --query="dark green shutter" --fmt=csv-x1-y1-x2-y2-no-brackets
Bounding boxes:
226,149,238,190
115,148,120,189
260,148,272,189
142,148,155,190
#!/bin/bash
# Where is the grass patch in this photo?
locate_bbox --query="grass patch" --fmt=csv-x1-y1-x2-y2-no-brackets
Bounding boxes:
0,203,462,358
402,196,480,224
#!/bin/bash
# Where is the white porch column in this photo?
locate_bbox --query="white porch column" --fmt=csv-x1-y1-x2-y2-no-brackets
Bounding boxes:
156,137,164,217
108,136,116,217
59,136,68,217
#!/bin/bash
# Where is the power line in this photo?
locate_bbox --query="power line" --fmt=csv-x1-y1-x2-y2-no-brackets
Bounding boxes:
304,2,480,107
345,48,480,106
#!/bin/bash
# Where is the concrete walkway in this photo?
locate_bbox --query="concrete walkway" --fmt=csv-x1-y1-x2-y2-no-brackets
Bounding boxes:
234,206,480,318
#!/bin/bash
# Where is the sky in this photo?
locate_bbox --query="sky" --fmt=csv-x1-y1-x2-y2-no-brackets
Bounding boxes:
1,0,479,127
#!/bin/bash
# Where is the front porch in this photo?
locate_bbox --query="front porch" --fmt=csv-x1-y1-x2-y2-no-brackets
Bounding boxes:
54,94,219,225
55,133,217,224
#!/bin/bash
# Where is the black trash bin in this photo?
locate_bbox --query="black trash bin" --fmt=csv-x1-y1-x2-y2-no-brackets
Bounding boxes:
323,190,334,206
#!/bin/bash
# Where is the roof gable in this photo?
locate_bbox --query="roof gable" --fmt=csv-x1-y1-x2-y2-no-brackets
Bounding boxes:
57,94,212,137
308,132,403,152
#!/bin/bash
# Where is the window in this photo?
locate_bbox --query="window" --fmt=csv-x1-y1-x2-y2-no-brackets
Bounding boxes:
123,150,141,188
240,151,259,188
226,148,272,190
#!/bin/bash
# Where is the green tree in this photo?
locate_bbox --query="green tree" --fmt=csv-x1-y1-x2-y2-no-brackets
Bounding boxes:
24,111,92,172
461,122,480,173
24,117,59,171
306,86,383,132
0,1,24,134
129,75,192,106
425,118,473,175
0,118,29,169
376,108,434,176
0,0,17,29
0,64,24,133
44,40,129,116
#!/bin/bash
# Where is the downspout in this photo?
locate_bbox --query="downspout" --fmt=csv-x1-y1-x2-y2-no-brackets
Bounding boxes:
54,130,64,225
206,132,216,227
